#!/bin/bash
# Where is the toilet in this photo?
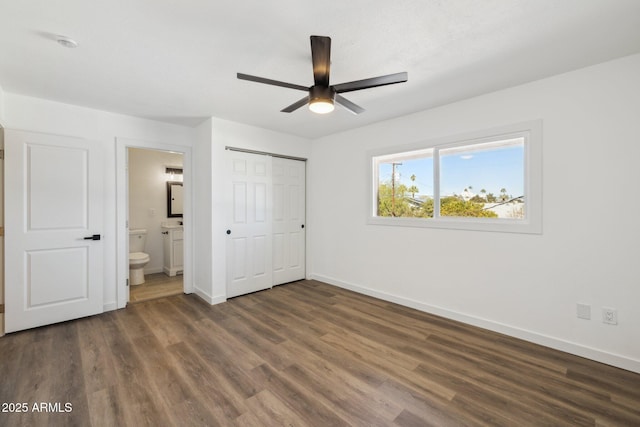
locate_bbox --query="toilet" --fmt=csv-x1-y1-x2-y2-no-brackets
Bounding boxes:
129,229,150,285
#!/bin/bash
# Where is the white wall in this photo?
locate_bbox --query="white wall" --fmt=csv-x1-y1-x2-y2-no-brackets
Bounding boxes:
193,118,214,303
4,93,195,310
308,53,640,373
128,147,183,274
203,118,312,303
0,84,6,125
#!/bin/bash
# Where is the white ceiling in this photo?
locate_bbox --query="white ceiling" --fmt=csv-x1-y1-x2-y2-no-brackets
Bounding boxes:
1,0,640,139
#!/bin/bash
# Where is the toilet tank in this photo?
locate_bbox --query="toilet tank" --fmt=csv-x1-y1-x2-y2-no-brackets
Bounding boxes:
129,229,147,252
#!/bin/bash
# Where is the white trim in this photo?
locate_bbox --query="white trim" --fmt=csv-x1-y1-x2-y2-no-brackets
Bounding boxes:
0,127,4,337
194,288,226,305
310,273,640,374
225,146,307,162
115,138,193,309
367,120,542,234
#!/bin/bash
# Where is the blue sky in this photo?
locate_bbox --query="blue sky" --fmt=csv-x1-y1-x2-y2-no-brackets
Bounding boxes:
379,144,524,197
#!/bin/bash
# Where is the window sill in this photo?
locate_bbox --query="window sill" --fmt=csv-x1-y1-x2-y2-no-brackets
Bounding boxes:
367,215,541,234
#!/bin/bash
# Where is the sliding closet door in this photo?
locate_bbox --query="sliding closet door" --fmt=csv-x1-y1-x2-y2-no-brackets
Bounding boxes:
272,157,306,285
226,151,273,298
226,151,307,298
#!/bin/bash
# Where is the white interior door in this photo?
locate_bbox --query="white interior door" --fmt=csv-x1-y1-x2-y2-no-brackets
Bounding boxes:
226,151,272,298
4,130,104,332
272,157,306,285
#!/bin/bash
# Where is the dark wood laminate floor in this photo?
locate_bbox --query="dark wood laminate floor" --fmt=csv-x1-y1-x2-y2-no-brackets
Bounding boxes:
1,280,639,426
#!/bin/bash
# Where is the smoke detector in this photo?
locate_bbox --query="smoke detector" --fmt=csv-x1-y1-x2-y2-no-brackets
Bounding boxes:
56,36,78,48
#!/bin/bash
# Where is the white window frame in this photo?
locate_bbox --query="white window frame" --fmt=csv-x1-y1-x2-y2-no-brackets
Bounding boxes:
368,120,542,234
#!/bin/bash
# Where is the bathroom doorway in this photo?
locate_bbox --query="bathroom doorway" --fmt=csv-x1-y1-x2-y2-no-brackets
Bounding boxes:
126,146,185,303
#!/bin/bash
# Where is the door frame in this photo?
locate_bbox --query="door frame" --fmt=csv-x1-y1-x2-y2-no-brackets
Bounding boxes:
0,127,4,336
115,138,193,309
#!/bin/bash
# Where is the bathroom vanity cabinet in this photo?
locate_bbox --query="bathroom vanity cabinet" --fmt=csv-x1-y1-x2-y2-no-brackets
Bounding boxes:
162,225,183,276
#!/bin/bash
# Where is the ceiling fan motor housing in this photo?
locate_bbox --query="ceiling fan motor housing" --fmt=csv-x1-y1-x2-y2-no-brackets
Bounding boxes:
309,85,335,103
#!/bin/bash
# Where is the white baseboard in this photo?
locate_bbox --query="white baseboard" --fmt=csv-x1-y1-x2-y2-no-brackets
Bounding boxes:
210,295,226,305
144,267,164,275
194,287,226,305
310,273,640,374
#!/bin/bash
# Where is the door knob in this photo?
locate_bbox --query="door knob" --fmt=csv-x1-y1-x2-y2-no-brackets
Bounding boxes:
83,234,101,240
226,230,231,235
301,224,305,229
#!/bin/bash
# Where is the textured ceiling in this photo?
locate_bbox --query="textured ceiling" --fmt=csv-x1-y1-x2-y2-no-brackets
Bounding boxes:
1,0,640,139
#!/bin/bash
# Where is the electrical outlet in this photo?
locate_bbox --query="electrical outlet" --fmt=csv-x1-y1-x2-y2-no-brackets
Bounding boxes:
577,303,591,320
602,307,618,325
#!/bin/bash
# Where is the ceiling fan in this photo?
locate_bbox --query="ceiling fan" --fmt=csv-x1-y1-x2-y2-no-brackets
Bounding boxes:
237,36,408,115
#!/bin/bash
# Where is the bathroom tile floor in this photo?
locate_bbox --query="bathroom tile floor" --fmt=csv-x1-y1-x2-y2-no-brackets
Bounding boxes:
129,272,183,303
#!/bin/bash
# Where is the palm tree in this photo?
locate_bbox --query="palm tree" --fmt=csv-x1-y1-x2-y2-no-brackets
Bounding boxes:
500,188,507,202
408,174,419,198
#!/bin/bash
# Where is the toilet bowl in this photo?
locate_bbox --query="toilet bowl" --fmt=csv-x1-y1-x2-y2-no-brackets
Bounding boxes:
129,229,150,285
129,252,150,285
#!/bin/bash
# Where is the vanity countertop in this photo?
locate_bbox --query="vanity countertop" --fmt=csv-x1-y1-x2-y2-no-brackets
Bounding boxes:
161,223,183,230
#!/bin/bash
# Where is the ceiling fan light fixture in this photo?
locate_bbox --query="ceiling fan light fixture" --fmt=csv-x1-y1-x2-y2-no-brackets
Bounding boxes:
308,85,335,114
308,98,334,114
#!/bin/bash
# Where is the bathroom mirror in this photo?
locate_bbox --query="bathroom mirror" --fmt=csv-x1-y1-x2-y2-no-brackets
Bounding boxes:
167,181,183,217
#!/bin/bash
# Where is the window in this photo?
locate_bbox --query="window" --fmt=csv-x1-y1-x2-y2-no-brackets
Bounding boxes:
369,121,541,233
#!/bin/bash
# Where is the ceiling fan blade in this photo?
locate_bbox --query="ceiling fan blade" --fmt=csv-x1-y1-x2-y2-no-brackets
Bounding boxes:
310,36,331,87
237,73,308,91
332,71,408,93
281,96,310,113
335,95,365,115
